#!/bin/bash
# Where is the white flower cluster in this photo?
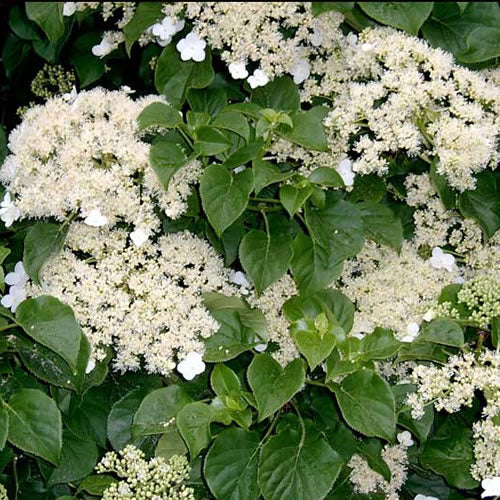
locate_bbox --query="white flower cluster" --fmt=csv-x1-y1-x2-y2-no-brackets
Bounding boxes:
0,88,201,230
247,274,299,366
96,445,194,500
407,349,500,480
129,3,345,88
324,27,499,191
348,443,409,500
31,226,236,375
405,173,500,278
340,241,461,340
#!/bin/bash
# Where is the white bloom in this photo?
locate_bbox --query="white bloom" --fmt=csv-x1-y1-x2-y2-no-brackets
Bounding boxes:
120,85,135,94
415,495,439,500
85,358,96,374
346,32,358,45
482,477,500,498
401,322,420,343
92,37,114,58
130,228,149,247
397,430,414,447
5,262,29,288
151,16,185,45
429,247,455,273
291,59,310,84
62,85,78,103
233,166,246,174
230,271,251,289
83,209,108,227
454,276,465,284
247,69,269,89
255,343,267,352
361,42,374,52
337,158,355,187
310,27,323,47
177,352,205,380
176,32,206,62
1,286,26,313
423,309,435,322
63,2,76,16
228,62,248,79
0,192,21,228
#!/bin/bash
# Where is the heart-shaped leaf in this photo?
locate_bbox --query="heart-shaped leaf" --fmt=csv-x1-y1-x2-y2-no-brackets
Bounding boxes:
247,354,306,422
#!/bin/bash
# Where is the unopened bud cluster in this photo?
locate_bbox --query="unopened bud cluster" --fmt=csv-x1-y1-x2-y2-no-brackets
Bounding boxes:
96,445,195,500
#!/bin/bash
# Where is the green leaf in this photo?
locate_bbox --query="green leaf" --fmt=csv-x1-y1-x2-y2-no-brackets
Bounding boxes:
108,387,152,451
123,2,163,53
177,402,214,458
333,370,396,441
222,142,265,170
459,170,500,239
252,77,300,113
305,193,364,264
349,174,387,203
16,296,83,373
358,202,403,252
284,289,355,335
213,111,251,142
279,185,313,217
16,334,89,394
195,126,233,156
203,295,265,362
69,33,105,87
253,159,293,194
359,2,434,35
25,2,64,44
6,388,62,465
0,405,8,450
132,385,192,437
281,107,329,152
48,433,98,485
9,5,39,41
290,233,343,295
155,45,214,107
309,167,344,188
211,364,241,397
187,88,227,118
418,319,464,347
247,354,306,422
137,102,183,130
149,137,190,191
429,159,456,210
239,230,293,295
422,2,500,58
420,419,479,489
201,164,254,236
155,426,188,460
259,427,342,500
290,319,343,371
205,428,261,500
76,475,117,496
357,328,402,361
492,316,499,348
202,293,268,340
23,222,69,285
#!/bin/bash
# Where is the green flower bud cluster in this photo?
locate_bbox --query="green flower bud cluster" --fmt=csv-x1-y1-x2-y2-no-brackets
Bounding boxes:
31,64,75,100
457,275,500,328
96,445,195,500
0,484,7,500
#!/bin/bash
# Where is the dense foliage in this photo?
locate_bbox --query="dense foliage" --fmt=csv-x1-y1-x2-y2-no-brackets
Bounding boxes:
0,2,499,500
